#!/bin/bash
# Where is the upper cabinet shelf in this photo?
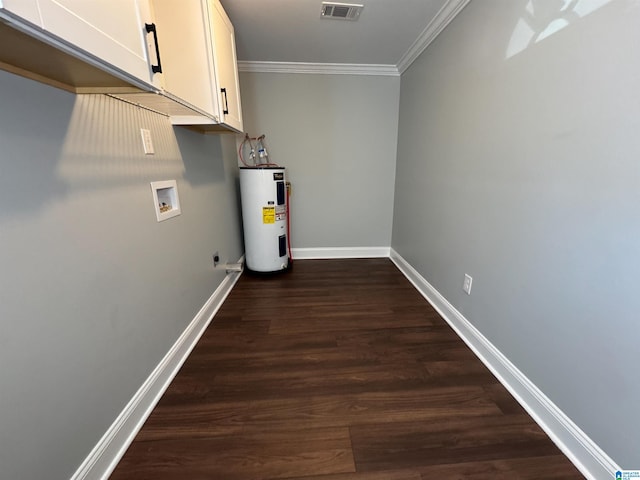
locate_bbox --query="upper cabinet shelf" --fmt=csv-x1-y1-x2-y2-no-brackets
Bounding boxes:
0,0,243,133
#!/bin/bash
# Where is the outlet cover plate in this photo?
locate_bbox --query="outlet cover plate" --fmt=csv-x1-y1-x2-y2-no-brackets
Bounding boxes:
141,128,154,154
463,274,473,295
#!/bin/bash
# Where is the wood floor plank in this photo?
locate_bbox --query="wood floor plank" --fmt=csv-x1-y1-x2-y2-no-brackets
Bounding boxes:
110,259,584,480
282,470,422,480
350,413,565,470
482,382,531,415
207,362,431,401
268,310,433,335
115,426,355,480
138,386,503,439
414,455,585,479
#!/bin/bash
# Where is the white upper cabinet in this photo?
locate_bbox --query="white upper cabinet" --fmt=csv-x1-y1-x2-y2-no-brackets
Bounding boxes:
0,0,242,132
151,0,219,118
209,0,243,132
36,0,158,89
0,0,159,91
151,0,243,132
0,0,42,26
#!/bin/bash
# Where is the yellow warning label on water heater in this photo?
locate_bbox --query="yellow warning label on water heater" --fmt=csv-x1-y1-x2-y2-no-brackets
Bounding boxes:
262,206,275,224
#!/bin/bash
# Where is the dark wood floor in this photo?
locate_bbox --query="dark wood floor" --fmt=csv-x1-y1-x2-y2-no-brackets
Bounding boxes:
110,258,584,480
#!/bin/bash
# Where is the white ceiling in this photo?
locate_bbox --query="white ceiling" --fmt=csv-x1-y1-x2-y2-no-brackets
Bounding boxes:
220,0,461,68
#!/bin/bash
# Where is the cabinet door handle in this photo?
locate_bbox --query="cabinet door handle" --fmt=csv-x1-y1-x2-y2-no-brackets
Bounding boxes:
145,23,163,74
221,87,229,115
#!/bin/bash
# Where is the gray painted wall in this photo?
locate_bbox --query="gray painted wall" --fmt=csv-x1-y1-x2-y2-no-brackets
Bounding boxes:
0,70,243,479
239,72,399,249
392,0,639,468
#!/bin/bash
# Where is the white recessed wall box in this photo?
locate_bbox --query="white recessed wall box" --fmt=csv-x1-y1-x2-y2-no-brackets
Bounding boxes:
150,180,181,222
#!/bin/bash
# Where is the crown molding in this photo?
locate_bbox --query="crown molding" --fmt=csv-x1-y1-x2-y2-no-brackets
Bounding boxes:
237,0,470,77
237,61,399,77
397,0,472,74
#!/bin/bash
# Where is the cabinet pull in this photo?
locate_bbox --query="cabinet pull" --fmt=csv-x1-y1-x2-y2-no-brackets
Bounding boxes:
221,87,229,115
145,23,163,74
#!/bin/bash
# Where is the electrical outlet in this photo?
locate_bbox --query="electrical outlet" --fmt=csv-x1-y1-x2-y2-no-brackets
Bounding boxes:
463,274,473,295
141,128,154,154
213,251,220,267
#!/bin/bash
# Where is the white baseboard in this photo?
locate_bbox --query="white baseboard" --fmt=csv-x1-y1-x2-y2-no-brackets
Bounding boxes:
71,262,244,480
291,246,390,260
390,249,619,480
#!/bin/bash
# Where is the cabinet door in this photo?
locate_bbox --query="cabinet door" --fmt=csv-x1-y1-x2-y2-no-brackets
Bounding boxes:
209,0,243,132
36,0,156,87
151,0,218,117
0,0,41,26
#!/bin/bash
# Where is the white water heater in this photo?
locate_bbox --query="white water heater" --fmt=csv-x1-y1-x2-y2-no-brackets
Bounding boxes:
239,166,289,273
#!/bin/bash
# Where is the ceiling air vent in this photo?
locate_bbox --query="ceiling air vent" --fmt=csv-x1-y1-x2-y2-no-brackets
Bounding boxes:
321,2,364,21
